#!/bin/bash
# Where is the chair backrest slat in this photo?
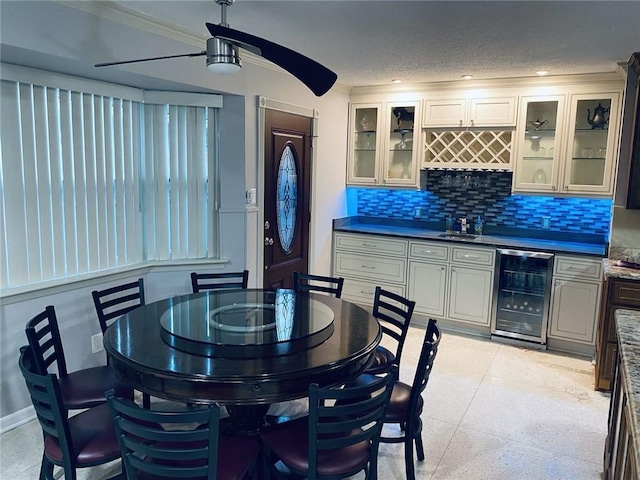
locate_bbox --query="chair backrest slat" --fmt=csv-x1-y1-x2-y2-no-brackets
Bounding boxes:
106,390,220,480
191,270,249,293
306,366,397,478
19,346,75,461
25,306,69,378
293,272,344,298
408,319,441,424
92,279,145,333
373,286,415,366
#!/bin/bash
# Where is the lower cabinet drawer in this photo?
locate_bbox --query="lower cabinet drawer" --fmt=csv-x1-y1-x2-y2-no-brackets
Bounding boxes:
451,246,495,267
341,278,405,306
334,252,407,284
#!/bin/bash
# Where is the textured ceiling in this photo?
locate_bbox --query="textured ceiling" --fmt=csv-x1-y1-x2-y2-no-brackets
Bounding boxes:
113,0,640,87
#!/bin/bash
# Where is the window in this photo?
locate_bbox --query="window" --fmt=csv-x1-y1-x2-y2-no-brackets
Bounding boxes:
0,70,221,290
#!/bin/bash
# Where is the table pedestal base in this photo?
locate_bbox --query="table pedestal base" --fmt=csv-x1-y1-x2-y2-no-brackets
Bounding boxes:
225,404,271,436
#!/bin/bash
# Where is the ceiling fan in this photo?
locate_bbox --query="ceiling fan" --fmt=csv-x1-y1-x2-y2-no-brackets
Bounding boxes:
95,0,337,97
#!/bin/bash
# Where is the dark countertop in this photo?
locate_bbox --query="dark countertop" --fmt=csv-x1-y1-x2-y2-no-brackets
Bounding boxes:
333,217,607,257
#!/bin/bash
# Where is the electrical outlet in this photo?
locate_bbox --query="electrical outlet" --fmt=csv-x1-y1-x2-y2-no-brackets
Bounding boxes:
414,207,422,219
542,216,551,229
91,333,104,354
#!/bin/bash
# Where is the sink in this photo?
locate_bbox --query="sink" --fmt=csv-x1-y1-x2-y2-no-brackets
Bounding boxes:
437,233,478,240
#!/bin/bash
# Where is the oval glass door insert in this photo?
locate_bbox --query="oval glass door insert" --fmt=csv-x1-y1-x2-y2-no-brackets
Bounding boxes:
277,144,298,254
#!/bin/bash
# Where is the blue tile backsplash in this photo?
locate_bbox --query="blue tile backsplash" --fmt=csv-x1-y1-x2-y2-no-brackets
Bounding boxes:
350,171,612,237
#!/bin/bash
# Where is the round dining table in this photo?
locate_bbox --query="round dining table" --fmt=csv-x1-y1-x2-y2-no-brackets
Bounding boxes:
103,288,381,433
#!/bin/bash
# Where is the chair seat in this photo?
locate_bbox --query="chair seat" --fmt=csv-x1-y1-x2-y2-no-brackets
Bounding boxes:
384,381,424,423
58,365,133,409
44,403,121,466
365,345,395,374
260,416,371,477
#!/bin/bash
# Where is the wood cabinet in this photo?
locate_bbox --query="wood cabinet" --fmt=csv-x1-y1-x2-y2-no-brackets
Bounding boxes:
604,341,639,479
347,101,421,187
407,240,494,327
548,255,602,345
625,52,640,209
595,277,640,391
408,259,448,318
513,91,622,196
333,232,408,304
448,266,494,326
422,96,517,128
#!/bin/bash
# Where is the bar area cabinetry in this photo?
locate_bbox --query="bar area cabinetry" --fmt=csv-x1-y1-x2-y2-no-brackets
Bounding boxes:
595,277,640,391
513,91,621,196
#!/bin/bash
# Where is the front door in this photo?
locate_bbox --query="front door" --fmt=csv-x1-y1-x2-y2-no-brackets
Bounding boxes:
263,109,312,289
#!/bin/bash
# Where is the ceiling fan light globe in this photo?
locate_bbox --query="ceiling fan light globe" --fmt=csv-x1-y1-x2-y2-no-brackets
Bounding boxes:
206,37,242,74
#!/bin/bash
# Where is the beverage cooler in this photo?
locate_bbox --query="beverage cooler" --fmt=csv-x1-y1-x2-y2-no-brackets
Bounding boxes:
491,249,554,345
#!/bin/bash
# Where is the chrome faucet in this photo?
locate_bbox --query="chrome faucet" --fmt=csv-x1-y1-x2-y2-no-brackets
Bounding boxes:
459,217,468,234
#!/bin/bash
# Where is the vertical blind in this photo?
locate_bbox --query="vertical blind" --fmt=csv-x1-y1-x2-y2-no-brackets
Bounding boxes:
0,79,219,290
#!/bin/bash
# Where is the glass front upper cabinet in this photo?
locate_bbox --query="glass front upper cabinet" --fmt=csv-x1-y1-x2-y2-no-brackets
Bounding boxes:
562,93,620,194
383,101,420,186
347,103,382,185
513,95,566,193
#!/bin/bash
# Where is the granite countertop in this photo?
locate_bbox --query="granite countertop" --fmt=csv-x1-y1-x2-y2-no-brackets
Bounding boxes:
334,217,607,257
603,258,640,281
614,309,640,472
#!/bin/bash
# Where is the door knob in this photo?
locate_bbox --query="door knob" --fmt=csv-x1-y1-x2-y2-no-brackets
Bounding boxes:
264,237,274,246
264,220,270,230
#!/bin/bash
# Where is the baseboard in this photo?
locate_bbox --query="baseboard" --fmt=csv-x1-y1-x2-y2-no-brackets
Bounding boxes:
0,405,35,434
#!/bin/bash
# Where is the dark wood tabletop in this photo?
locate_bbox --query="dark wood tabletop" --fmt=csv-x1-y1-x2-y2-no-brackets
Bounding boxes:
104,289,381,406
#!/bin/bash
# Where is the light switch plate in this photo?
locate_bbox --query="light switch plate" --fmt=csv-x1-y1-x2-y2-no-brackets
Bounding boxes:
246,188,257,205
91,333,104,354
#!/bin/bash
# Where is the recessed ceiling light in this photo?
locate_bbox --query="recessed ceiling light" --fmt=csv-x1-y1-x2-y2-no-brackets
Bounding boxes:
461,75,473,80
536,70,549,76
391,79,402,84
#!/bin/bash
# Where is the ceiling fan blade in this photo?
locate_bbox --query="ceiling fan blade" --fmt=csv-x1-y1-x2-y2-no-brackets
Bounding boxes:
95,51,206,68
206,23,337,96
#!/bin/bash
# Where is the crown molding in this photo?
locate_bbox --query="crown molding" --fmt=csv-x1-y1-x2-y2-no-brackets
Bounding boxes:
349,71,626,97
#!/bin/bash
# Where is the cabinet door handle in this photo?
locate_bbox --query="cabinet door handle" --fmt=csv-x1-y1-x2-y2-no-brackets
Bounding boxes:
552,185,557,190
470,119,475,127
441,266,446,271
361,265,376,269
360,289,373,295
417,250,436,254
567,266,589,272
563,185,569,190
361,243,377,247
462,254,481,259
459,120,463,127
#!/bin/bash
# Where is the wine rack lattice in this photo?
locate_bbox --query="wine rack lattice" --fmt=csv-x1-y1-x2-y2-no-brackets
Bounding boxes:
423,130,513,170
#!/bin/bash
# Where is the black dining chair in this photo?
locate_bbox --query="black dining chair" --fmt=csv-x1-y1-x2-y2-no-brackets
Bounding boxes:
18,345,123,480
92,279,150,409
106,390,261,480
292,272,344,298
379,319,441,480
260,366,398,480
366,286,415,375
191,270,249,293
25,305,133,410
92,278,145,333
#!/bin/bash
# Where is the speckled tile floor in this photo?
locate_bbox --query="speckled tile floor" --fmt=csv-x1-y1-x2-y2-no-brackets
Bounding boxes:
1,326,609,479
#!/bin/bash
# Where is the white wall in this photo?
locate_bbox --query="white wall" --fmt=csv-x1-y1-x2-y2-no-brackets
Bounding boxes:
0,1,349,428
